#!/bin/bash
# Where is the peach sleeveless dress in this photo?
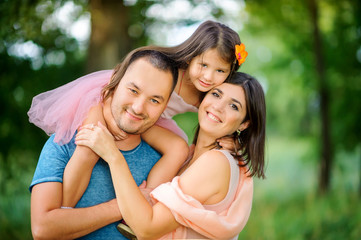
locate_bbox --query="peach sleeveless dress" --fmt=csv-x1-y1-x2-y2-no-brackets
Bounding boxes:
151,150,254,239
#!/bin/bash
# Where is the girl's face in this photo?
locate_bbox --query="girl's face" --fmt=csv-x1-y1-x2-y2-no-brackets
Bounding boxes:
198,83,249,139
187,48,231,92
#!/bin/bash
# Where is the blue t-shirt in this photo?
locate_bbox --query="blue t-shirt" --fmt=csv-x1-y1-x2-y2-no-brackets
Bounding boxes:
30,134,161,240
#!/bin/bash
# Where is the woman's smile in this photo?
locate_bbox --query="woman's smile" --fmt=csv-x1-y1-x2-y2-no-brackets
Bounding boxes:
206,111,222,123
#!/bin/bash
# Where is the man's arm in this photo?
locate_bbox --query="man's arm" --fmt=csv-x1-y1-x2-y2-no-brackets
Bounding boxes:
31,182,121,240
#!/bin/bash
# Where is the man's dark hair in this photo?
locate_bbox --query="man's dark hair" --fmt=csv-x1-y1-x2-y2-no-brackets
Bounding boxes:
102,49,179,100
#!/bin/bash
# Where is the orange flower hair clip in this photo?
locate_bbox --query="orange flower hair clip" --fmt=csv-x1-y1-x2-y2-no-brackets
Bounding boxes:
235,43,248,65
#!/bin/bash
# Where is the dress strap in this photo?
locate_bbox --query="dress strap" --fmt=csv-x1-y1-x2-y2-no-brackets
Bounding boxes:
177,71,185,95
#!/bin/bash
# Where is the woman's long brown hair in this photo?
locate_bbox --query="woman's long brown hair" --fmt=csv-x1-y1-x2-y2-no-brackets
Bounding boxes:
193,72,266,179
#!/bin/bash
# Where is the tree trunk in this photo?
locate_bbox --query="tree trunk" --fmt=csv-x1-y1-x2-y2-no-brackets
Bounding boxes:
308,0,332,194
87,0,132,72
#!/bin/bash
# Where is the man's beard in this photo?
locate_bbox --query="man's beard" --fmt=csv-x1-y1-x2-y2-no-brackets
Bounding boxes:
116,120,155,135
115,110,155,135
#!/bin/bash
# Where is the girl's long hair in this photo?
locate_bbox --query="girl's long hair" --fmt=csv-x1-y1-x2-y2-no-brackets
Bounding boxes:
134,20,241,73
102,20,242,105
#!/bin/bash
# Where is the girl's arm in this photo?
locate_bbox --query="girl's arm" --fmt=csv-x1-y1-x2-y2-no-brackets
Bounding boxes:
75,123,230,239
63,98,128,207
62,104,105,207
141,125,189,189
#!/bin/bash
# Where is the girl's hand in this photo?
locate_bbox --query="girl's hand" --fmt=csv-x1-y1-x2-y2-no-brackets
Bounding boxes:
217,136,237,152
75,122,118,163
113,129,128,141
103,98,128,141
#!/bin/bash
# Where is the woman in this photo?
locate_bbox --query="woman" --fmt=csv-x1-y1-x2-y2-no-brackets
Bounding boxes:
75,72,266,239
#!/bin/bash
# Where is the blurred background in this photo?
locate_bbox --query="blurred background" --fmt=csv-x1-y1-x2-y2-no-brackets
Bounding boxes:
0,0,360,239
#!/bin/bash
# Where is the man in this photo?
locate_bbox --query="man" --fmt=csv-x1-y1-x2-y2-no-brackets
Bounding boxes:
30,49,178,239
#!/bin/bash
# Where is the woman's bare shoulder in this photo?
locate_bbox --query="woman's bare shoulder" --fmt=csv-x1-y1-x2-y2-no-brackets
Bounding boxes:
179,149,231,204
197,149,230,168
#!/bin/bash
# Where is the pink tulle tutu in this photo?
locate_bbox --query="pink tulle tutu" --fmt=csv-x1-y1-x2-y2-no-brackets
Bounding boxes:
28,69,194,145
28,70,113,144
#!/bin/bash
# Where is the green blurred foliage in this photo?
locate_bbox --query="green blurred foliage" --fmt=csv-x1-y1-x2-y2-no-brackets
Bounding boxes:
243,0,361,150
240,191,361,240
0,0,360,239
237,0,361,238
238,136,360,240
0,1,88,238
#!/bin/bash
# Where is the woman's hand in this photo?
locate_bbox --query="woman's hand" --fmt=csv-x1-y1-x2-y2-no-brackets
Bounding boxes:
75,122,119,163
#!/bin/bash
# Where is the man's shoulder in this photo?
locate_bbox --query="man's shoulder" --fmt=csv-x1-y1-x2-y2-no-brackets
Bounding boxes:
122,139,161,162
36,134,76,169
132,138,160,155
30,135,75,191
41,134,76,155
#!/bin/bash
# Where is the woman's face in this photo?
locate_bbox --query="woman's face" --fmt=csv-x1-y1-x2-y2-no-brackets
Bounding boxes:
187,48,231,92
198,83,248,138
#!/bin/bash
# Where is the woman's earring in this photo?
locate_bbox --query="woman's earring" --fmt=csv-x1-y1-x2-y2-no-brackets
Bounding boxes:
236,129,242,147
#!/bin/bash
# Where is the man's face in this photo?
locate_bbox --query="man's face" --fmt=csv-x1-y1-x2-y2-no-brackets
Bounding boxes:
109,58,173,135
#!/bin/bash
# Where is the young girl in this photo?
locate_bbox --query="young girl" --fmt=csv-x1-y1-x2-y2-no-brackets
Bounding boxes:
28,20,247,208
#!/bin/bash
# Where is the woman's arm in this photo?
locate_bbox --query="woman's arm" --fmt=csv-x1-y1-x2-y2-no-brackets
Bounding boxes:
75,124,230,239
141,125,189,189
